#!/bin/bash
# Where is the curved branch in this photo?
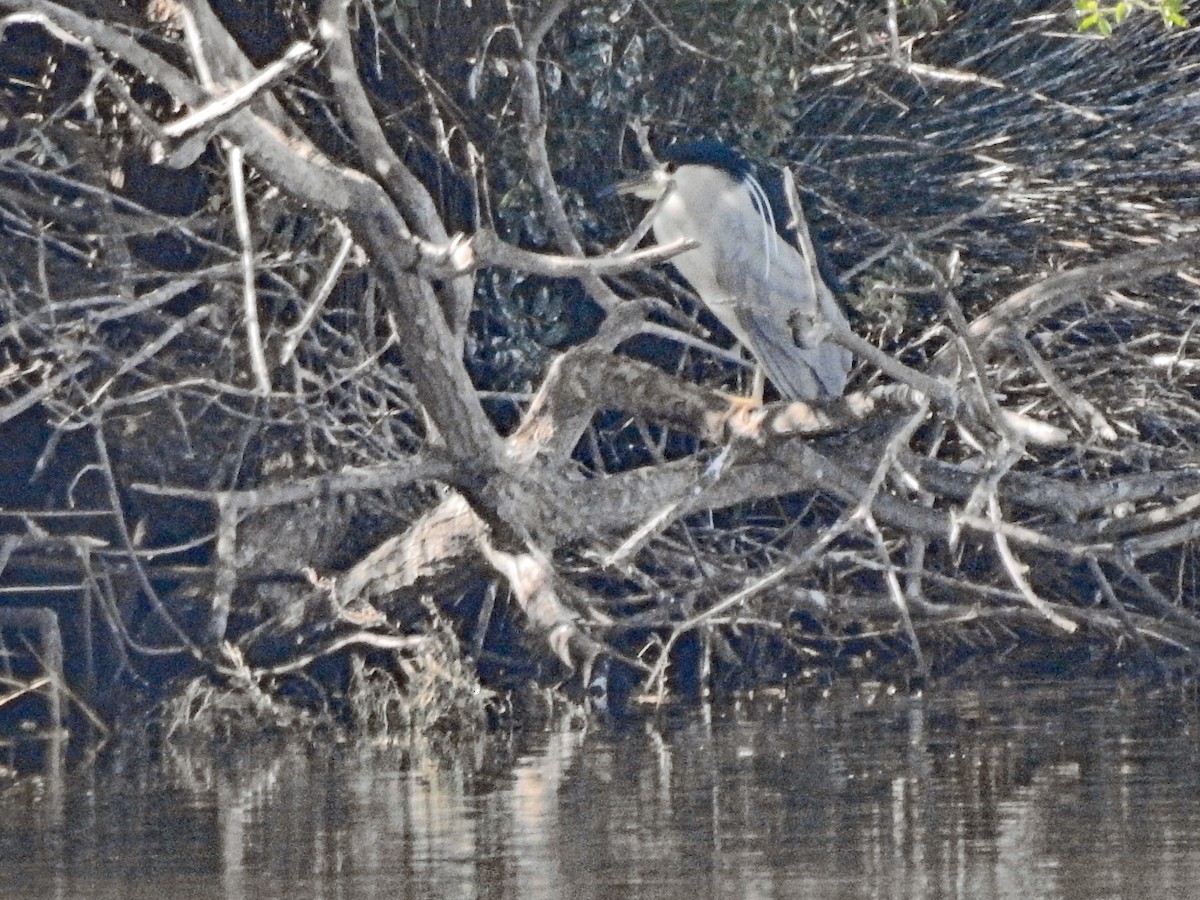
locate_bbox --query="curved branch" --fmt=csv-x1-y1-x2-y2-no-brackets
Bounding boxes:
512,0,627,313
318,0,474,337
970,234,1200,350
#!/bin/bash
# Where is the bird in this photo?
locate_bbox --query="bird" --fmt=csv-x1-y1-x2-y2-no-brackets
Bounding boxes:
615,141,853,402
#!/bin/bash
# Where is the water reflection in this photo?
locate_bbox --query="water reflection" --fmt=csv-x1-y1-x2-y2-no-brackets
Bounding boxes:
3,680,1200,899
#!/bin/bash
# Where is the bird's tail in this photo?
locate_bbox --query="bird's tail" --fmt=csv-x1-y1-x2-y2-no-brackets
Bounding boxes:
743,316,852,401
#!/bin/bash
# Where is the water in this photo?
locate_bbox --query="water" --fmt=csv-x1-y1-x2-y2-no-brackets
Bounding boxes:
3,680,1200,899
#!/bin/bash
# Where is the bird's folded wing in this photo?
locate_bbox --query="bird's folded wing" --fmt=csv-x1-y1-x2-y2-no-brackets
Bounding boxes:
736,305,852,401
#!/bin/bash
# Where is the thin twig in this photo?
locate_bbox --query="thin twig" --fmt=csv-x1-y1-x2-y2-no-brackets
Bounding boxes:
227,143,271,394
989,493,1078,633
1011,331,1117,442
162,41,316,138
1086,555,1155,658
280,219,356,364
93,424,205,657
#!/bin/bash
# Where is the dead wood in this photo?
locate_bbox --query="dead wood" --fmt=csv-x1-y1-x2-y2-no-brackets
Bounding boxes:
2,0,1200,729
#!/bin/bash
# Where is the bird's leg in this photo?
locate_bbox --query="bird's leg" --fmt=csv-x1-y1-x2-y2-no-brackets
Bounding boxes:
715,364,764,416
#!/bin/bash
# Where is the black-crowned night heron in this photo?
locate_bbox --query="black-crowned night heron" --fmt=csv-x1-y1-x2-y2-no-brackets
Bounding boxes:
616,142,853,402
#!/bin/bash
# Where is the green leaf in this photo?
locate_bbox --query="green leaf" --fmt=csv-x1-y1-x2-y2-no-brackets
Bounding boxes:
1163,0,1189,26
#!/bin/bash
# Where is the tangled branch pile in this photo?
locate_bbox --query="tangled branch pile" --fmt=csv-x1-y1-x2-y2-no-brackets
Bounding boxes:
2,0,1200,729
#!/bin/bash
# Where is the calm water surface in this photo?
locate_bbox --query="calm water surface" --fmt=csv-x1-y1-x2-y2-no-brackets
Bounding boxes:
3,680,1200,899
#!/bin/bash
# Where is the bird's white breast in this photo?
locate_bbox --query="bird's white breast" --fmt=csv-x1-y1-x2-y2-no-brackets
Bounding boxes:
650,166,762,343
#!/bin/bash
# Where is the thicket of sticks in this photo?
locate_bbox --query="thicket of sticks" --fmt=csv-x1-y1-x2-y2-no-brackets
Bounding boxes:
2,0,1200,727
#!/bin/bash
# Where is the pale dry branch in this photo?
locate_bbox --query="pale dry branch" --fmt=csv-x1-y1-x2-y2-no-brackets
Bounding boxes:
227,144,271,395
330,491,609,671
901,61,1103,122
252,631,432,677
989,494,1078,633
969,235,1200,350
512,0,625,314
162,41,317,139
1011,331,1118,442
86,304,213,409
280,220,357,365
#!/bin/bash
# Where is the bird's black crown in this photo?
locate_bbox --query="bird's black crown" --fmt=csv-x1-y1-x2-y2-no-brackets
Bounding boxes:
659,141,753,181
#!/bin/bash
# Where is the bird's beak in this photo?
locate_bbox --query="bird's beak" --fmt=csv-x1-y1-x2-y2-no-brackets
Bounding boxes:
610,167,670,201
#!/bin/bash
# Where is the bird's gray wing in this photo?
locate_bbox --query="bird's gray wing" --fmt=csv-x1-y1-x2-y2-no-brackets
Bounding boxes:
718,230,852,401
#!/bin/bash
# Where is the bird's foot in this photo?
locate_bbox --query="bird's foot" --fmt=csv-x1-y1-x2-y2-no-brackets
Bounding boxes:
714,392,768,442
717,391,763,413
